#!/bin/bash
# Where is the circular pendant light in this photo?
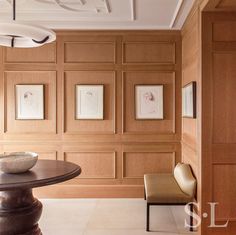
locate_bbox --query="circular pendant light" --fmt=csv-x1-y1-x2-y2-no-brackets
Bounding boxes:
0,0,56,48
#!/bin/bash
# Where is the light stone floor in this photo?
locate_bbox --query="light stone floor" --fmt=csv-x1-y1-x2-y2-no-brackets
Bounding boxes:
39,199,197,235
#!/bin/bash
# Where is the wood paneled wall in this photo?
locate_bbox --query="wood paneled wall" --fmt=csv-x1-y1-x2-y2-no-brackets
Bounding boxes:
0,31,182,198
182,1,201,202
204,0,236,11
182,4,202,234
201,12,236,235
182,1,236,234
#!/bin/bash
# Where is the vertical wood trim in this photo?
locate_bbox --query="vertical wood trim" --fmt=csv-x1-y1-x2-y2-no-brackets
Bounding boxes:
0,47,4,134
202,12,215,234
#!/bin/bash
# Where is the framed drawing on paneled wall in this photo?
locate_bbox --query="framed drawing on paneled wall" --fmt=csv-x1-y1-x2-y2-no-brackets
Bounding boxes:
135,85,164,120
15,84,45,120
75,85,104,120
182,82,196,118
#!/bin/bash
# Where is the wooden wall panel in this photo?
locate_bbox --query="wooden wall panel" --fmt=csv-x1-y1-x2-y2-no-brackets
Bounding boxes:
64,152,116,179
4,43,56,63
213,164,236,219
182,144,198,177
182,2,236,234
201,11,236,235
3,151,57,160
123,152,175,178
182,25,198,65
123,42,175,64
121,143,180,184
64,71,115,134
182,5,202,233
212,144,236,163
38,152,57,160
4,71,57,134
181,5,200,185
64,42,116,63
204,0,236,11
213,22,236,41
0,31,181,198
182,119,197,148
123,71,175,134
1,145,58,160
217,0,236,9
182,58,198,149
213,53,236,143
182,57,198,86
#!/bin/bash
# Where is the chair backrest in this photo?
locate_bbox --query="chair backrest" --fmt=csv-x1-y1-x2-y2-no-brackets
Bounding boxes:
174,163,197,198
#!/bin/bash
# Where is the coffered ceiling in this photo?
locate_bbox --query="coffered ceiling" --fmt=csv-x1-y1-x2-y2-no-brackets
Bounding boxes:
0,0,195,29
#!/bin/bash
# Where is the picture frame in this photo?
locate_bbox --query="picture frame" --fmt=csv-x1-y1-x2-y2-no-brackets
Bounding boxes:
182,81,196,118
135,84,164,120
15,84,45,120
75,84,104,120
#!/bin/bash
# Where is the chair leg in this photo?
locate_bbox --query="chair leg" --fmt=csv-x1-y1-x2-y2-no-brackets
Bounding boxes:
189,203,194,232
146,203,150,232
144,187,146,200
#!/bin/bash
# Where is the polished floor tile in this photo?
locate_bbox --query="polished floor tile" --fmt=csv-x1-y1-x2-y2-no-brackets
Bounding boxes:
39,199,197,235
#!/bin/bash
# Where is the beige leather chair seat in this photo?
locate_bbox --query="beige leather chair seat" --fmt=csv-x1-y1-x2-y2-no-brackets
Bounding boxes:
144,174,193,204
144,163,196,232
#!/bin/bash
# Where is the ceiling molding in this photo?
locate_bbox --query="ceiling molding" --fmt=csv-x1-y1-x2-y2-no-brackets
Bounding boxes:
104,0,111,13
0,0,195,29
35,0,110,13
169,0,184,28
131,0,136,21
54,0,97,13
79,0,85,5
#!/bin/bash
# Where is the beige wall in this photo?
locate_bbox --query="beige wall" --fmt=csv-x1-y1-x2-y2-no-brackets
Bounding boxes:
0,31,182,198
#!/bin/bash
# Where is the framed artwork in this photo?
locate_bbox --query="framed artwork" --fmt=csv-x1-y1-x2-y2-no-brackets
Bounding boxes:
75,85,104,120
182,82,196,118
15,84,45,120
135,85,164,120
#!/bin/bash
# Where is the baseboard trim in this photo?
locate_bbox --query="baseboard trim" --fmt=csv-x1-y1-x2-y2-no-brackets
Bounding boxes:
34,185,144,198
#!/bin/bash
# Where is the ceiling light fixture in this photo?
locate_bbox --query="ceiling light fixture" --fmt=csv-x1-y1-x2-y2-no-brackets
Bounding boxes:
0,0,56,48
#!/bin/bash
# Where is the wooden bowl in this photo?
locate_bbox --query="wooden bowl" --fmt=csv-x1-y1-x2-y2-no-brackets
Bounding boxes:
0,152,38,174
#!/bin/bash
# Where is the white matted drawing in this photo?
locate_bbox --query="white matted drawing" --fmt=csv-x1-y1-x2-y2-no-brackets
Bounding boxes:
15,84,44,120
75,85,104,120
135,85,164,120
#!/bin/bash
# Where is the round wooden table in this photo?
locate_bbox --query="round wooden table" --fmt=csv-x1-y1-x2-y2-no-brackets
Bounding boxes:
0,160,81,235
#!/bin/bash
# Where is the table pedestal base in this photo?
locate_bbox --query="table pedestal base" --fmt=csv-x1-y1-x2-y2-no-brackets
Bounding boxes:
0,189,42,235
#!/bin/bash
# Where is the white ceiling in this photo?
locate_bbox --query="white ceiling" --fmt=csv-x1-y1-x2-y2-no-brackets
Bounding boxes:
0,0,195,30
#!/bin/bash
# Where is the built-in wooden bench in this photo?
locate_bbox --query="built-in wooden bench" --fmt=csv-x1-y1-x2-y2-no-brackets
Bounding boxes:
144,163,196,232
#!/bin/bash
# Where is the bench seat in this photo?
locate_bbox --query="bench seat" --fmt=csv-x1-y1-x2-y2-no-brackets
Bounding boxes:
144,174,193,204
144,163,196,232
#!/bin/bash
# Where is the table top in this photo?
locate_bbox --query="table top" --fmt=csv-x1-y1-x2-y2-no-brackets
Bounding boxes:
0,160,81,191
